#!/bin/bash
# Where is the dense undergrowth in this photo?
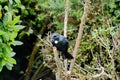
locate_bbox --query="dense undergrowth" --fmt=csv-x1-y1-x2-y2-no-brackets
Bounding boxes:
0,0,120,80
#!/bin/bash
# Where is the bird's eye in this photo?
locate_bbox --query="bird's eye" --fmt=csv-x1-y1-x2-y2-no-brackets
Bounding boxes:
53,35,58,38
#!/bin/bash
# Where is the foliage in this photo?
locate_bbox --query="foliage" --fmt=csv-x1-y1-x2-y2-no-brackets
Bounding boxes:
0,0,120,80
0,0,24,71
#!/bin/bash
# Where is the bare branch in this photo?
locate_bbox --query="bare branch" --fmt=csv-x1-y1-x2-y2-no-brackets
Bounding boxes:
53,47,62,80
92,66,112,79
64,0,70,80
64,0,69,37
24,39,40,80
69,0,91,72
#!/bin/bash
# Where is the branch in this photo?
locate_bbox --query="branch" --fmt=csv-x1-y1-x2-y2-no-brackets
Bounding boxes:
64,0,69,37
31,64,43,80
24,24,50,80
69,0,91,73
53,47,62,80
64,0,70,80
24,39,40,80
92,66,112,79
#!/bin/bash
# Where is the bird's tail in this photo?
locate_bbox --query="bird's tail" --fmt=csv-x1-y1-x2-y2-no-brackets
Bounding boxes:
62,52,73,59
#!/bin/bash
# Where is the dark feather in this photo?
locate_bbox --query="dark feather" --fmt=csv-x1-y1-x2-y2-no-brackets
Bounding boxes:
51,33,73,59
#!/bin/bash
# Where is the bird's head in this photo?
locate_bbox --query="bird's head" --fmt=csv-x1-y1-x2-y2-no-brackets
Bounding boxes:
51,33,60,44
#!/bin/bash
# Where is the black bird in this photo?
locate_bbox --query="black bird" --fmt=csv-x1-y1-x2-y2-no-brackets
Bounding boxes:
51,33,73,59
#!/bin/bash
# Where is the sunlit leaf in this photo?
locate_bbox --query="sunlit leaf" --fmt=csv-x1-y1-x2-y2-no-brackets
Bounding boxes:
0,59,6,72
9,16,20,26
4,6,8,11
14,40,23,46
0,30,4,35
3,44,12,54
15,25,25,30
8,52,16,57
14,0,21,4
6,57,16,64
2,33,9,42
6,62,13,70
9,0,13,4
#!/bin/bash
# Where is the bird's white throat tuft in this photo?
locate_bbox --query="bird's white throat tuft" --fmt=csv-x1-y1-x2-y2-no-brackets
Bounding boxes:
54,40,58,44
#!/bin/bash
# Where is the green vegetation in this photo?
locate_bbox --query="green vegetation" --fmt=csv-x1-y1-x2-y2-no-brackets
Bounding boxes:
0,0,120,80
0,0,24,71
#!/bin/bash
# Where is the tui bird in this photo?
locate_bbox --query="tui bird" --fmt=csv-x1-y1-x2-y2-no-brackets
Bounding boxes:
51,33,73,59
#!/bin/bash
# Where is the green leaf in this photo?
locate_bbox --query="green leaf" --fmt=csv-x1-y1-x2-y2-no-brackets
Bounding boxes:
0,38,2,43
3,12,12,25
4,6,8,11
3,13,8,26
14,40,23,46
0,30,4,35
0,59,6,72
20,5,25,10
9,32,18,41
14,0,21,4
9,16,20,26
2,33,9,42
6,57,16,64
7,12,12,21
18,31,28,39
2,59,6,66
3,44,12,54
15,25,25,30
9,0,13,4
0,21,3,27
0,5,2,11
0,52,2,57
6,62,13,70
8,52,16,57
28,27,33,34
37,13,46,21
109,1,116,8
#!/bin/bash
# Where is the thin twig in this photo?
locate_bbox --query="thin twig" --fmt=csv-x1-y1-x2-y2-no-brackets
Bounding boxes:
31,64,44,80
69,0,90,72
92,66,112,79
65,0,91,79
64,0,69,38
64,0,69,80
